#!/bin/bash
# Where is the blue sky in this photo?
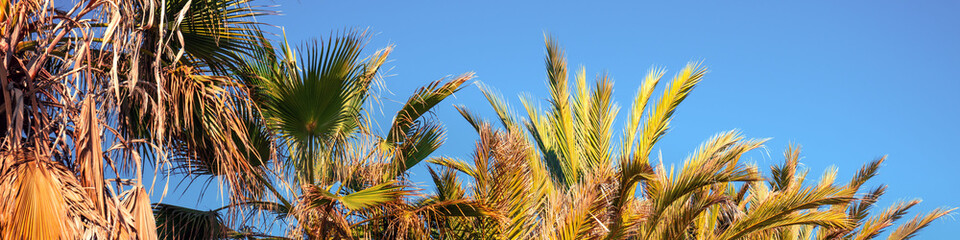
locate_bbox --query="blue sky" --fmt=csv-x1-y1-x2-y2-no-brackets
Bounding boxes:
162,1,960,238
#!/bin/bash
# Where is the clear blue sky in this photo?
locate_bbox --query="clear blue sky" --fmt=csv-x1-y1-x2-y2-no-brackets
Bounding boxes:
164,1,960,238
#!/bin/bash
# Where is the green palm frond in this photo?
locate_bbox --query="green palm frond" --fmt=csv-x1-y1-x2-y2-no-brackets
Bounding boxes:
339,181,412,211
390,120,446,177
425,200,500,218
478,82,522,130
848,157,884,192
387,75,471,177
160,0,274,73
429,166,466,201
636,62,705,160
579,73,618,171
643,131,765,239
387,75,471,143
250,32,387,184
849,186,887,224
455,104,487,132
154,203,230,240
544,36,583,186
620,68,665,159
429,157,479,179
301,181,410,211
770,145,802,192
615,66,666,199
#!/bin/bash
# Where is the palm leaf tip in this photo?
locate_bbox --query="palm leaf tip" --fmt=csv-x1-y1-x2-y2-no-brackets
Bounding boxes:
886,207,956,240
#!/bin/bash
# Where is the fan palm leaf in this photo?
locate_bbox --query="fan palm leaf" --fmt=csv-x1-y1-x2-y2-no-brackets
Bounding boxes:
0,157,97,240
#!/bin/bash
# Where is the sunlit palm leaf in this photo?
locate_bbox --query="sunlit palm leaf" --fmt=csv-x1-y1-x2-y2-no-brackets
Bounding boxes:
0,158,91,240
386,75,471,143
387,75,471,176
429,166,466,201
886,207,955,240
339,181,412,211
120,186,158,240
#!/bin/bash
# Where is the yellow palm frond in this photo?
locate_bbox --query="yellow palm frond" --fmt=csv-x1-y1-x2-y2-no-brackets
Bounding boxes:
886,207,956,240
0,158,91,240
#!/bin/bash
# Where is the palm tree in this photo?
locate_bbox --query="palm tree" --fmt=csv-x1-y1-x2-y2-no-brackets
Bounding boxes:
1,0,952,239
434,38,955,240
760,153,956,240
219,30,487,239
1,0,489,238
0,0,270,238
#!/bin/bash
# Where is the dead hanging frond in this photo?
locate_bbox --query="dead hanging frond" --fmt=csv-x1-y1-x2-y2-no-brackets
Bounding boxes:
160,67,264,204
119,186,158,240
75,95,108,216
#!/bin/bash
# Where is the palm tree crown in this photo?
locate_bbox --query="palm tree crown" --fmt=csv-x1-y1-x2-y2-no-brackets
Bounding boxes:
0,1,951,239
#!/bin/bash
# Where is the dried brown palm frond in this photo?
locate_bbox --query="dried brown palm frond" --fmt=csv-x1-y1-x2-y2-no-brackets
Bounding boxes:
74,95,108,216
119,186,158,240
0,155,100,240
1,0,274,238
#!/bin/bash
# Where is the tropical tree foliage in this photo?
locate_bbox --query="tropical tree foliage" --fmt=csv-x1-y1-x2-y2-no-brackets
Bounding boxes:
436,39,955,240
0,0,273,238
0,0,952,239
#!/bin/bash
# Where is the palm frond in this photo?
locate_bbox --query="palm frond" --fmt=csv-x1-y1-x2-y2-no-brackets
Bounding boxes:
886,207,955,240
255,32,383,184
338,181,412,211
478,83,521,130
428,157,479,179
154,203,230,240
544,36,582,186
620,67,664,158
0,159,91,240
74,95,108,215
120,186,158,240
161,0,275,73
386,74,471,143
643,131,765,238
429,166,466,201
386,74,471,177
714,167,855,240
